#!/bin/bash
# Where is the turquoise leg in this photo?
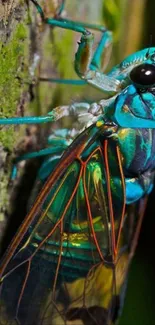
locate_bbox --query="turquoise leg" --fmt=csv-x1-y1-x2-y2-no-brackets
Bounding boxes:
31,2,155,96
14,147,67,162
11,147,65,180
11,129,71,180
56,0,65,16
0,114,55,125
74,31,120,95
39,27,112,86
30,0,120,96
34,2,155,95
39,77,86,86
31,0,87,33
0,102,96,126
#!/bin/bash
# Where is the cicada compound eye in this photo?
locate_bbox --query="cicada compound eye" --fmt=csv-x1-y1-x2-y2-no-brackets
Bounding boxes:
130,63,155,87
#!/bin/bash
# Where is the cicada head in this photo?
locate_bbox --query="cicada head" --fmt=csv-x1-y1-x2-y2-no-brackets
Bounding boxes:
112,57,155,128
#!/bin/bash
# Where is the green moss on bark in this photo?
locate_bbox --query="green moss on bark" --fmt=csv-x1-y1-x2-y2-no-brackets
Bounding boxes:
0,22,29,149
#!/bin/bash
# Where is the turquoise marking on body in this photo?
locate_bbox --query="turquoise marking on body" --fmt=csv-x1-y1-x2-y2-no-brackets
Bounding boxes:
125,178,153,204
139,129,152,168
140,92,155,119
113,85,155,128
131,93,148,119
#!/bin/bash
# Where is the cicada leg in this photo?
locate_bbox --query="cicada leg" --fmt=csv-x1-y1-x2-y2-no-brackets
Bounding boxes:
11,128,74,179
45,0,66,17
0,101,101,135
30,0,121,96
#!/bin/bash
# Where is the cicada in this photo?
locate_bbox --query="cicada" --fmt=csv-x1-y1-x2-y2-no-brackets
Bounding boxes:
0,1,155,324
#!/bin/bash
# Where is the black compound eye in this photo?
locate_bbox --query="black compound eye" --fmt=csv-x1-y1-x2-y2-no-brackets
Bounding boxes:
130,63,155,87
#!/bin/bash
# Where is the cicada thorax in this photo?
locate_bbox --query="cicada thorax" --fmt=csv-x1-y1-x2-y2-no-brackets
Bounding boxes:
117,127,155,174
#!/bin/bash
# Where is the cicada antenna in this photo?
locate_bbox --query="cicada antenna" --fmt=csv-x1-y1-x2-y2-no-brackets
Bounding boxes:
146,35,153,58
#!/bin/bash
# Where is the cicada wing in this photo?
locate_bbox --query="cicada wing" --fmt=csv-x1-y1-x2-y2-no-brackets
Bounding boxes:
0,126,127,325
0,158,84,324
125,195,148,262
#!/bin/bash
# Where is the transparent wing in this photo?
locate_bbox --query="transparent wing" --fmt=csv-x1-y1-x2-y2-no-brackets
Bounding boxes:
0,125,128,325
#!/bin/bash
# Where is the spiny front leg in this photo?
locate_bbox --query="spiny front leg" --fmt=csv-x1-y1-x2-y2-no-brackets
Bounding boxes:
75,30,121,96
0,102,98,127
30,0,121,97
